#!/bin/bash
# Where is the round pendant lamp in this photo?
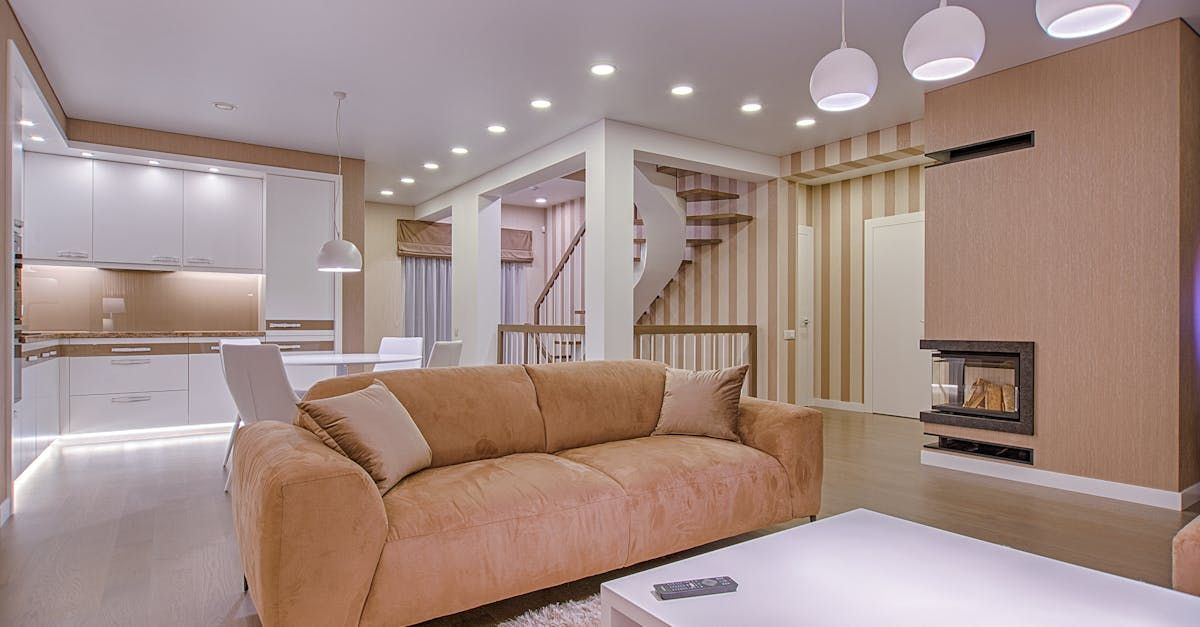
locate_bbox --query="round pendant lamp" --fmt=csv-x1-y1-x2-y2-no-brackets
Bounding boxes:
903,1,986,82
1036,0,1140,39
810,0,878,112
317,91,363,273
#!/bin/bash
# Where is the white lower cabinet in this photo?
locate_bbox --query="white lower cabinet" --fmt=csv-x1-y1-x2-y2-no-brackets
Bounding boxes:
69,391,189,434
69,354,188,396
187,349,238,425
12,344,64,479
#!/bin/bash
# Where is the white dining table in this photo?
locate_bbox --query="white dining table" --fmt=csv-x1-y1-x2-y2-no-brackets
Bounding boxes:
281,352,423,376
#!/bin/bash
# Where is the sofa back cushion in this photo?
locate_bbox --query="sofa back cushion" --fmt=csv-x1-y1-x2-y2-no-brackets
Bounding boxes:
302,365,545,467
524,360,667,451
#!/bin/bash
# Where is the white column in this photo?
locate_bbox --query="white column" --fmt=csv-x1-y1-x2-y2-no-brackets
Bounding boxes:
450,192,502,365
583,122,635,360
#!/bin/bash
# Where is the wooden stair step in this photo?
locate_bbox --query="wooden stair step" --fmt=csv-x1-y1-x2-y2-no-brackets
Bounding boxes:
634,218,644,226
686,213,753,225
656,165,697,178
634,238,646,244
677,188,739,202
686,238,722,247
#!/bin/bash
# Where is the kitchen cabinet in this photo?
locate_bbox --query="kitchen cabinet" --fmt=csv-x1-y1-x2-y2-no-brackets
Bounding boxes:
11,343,62,478
265,175,336,321
69,391,188,433
183,171,263,271
187,342,238,425
33,354,61,458
92,160,183,267
23,152,93,262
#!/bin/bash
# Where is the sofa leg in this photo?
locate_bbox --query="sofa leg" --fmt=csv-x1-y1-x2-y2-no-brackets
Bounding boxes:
809,515,817,523
243,575,248,593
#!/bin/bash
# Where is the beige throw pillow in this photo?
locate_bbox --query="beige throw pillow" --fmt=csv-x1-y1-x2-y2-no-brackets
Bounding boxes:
652,365,749,441
297,380,432,493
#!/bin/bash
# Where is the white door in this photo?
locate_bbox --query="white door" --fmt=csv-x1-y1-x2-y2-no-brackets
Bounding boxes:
264,175,336,321
93,160,183,266
23,152,93,262
796,225,814,405
865,213,928,418
183,171,264,271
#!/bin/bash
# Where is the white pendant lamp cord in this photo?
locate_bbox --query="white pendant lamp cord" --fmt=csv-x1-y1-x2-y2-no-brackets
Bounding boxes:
840,0,846,48
331,91,346,240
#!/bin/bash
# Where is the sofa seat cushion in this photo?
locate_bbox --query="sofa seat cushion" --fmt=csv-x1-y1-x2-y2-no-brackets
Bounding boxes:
558,436,792,564
361,453,630,625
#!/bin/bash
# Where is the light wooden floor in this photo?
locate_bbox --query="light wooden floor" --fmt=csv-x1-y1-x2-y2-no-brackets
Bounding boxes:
1,409,1195,626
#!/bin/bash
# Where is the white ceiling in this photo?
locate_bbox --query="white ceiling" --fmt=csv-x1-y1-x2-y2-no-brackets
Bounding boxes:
503,177,586,208
11,0,1200,206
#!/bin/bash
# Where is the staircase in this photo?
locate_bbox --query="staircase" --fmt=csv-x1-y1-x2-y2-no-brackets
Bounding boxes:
534,163,755,344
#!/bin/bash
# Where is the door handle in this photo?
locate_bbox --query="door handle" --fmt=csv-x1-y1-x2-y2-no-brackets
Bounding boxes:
151,255,180,263
110,358,152,365
111,347,153,353
186,256,214,265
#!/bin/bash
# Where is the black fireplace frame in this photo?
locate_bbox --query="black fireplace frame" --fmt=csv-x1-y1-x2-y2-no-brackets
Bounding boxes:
919,340,1035,435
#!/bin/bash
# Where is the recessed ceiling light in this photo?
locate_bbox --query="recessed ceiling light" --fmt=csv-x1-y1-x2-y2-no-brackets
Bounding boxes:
535,197,548,204
740,102,763,113
400,177,415,184
81,151,94,157
451,146,469,155
530,98,552,109
590,63,616,76
487,124,507,134
795,117,816,128
28,135,45,142
18,119,34,127
208,167,220,173
212,101,237,111
148,160,160,166
380,189,394,196
670,85,694,96
423,162,439,170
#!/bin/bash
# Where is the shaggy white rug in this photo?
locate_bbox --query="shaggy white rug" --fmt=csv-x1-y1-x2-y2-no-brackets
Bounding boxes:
498,594,601,627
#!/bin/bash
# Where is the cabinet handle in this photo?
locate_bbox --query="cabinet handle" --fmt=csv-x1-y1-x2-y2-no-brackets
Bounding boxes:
273,344,302,350
186,256,214,264
111,395,152,403
151,255,180,263
56,250,88,258
268,322,302,328
110,347,152,353
110,358,152,365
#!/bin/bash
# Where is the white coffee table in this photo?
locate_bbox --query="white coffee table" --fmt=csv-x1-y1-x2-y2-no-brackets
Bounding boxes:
601,509,1200,626
281,352,422,376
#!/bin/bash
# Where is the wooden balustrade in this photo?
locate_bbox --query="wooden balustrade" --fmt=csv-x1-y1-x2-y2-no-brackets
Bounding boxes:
496,323,757,396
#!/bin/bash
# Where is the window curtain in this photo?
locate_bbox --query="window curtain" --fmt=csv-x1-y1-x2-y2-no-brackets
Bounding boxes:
500,262,528,363
402,257,452,363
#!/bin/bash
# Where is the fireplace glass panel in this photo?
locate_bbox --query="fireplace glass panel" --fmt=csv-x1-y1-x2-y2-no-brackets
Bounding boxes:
931,352,1019,419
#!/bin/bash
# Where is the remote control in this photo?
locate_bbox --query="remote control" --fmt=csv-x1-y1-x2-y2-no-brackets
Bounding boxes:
653,576,738,600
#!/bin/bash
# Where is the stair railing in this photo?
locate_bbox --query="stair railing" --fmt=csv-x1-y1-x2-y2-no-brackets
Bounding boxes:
534,223,586,324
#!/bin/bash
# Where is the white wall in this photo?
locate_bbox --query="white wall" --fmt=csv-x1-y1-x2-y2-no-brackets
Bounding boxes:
364,201,414,352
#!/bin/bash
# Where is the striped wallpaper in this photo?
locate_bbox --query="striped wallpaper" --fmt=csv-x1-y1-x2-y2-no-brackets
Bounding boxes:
639,175,809,403
809,165,924,404
541,197,586,324
782,119,927,181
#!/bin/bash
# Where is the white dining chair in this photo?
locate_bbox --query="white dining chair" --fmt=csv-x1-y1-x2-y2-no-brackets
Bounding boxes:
374,336,424,371
426,340,464,368
220,343,301,492
219,338,262,470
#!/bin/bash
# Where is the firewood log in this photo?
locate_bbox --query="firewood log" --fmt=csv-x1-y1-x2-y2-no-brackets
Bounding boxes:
963,379,987,408
985,381,1003,410
1002,383,1017,412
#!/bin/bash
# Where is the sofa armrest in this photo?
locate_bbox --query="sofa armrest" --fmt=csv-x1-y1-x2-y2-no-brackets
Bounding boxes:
737,397,823,519
230,421,388,627
1175,516,1200,595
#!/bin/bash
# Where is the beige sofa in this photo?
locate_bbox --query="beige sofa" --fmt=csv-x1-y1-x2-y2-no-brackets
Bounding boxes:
231,360,823,626
1176,516,1200,595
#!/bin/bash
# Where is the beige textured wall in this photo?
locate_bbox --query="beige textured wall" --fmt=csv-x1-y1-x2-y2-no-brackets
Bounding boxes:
364,202,414,352
923,20,1194,491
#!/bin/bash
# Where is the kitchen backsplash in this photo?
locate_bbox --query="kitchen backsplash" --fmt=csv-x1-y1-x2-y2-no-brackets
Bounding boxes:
22,265,262,332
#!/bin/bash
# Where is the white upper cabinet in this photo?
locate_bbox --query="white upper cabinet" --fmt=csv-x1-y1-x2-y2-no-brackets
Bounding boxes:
183,171,263,271
23,152,93,262
93,161,183,267
265,175,336,321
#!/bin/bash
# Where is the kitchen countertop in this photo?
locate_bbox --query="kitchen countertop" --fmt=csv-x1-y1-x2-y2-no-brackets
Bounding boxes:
19,330,268,341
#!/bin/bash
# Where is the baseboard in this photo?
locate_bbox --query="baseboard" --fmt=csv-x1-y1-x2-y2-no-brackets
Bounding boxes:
805,398,868,413
922,449,1195,511
0,497,10,526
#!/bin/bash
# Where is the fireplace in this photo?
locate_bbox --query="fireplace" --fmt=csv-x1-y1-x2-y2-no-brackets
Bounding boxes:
919,340,1034,435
